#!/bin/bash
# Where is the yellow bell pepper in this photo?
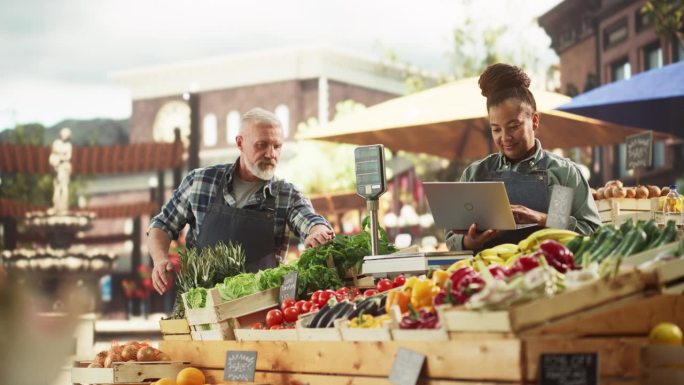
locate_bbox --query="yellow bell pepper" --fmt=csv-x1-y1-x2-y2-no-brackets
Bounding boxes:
431,269,450,289
386,289,410,314
410,279,435,309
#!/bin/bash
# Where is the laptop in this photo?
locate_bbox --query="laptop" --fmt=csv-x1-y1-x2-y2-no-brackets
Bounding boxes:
423,181,537,231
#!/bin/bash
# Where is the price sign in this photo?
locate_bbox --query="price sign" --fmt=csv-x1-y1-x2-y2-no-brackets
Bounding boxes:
388,348,426,385
224,351,257,382
546,185,574,230
626,131,653,169
354,144,387,200
539,352,598,385
279,272,298,303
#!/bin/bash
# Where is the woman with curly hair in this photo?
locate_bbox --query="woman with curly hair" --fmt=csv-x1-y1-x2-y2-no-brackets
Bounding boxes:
447,63,601,252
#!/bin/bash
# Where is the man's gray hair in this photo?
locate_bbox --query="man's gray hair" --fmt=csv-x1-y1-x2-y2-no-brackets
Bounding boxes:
241,107,281,134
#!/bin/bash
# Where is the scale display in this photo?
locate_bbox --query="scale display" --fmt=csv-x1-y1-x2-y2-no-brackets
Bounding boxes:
354,145,387,200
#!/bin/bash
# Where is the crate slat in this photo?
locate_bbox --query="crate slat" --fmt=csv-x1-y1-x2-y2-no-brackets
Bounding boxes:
71,361,190,384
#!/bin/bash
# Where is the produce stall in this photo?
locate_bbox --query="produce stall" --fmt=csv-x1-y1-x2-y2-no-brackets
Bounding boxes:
75,220,684,385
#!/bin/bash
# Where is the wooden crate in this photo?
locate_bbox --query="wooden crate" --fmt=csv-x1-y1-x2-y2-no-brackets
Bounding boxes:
71,361,190,384
159,337,644,384
182,287,279,341
234,327,298,341
336,318,392,341
595,198,656,224
159,319,191,341
441,269,653,334
641,345,684,385
295,311,342,341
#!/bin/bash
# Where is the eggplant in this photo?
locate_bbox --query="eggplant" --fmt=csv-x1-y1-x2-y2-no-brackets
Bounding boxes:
348,298,375,319
308,303,330,328
323,302,355,328
317,301,348,328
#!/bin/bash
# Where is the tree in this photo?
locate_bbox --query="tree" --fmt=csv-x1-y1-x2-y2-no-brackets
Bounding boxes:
642,0,684,49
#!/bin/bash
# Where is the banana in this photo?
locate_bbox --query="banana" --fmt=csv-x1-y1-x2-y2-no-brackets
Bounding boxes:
519,229,579,252
481,254,505,265
447,258,473,271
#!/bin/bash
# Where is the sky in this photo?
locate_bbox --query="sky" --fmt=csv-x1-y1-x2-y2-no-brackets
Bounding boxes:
0,0,563,129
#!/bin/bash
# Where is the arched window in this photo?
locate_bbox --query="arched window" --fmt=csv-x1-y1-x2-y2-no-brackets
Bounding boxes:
203,114,217,147
275,104,290,138
226,110,240,144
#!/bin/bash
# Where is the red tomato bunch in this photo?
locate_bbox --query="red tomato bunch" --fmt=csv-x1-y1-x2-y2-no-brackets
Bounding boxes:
252,297,319,330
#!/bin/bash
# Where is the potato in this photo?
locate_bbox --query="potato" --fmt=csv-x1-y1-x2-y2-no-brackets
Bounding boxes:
635,185,649,199
661,186,670,197
93,350,108,367
121,344,140,362
104,352,122,368
605,180,623,188
647,185,661,198
612,185,627,198
625,187,636,198
137,346,158,362
596,187,605,200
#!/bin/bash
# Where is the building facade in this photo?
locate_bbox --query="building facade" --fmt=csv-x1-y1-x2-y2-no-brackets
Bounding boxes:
112,46,427,167
539,0,683,95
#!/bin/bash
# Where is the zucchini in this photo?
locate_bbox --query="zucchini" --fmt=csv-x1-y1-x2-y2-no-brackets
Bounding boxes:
591,232,623,262
619,219,634,235
573,237,592,265
653,220,677,248
642,220,658,244
624,228,648,256
566,235,584,254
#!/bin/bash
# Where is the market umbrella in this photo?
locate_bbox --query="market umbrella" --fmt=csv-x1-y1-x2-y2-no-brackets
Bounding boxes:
300,77,670,159
558,61,684,137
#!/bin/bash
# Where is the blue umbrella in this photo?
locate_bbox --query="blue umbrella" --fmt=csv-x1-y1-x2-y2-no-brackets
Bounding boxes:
558,61,684,137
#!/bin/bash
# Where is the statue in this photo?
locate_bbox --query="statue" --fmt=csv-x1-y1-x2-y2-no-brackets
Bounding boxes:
48,128,73,214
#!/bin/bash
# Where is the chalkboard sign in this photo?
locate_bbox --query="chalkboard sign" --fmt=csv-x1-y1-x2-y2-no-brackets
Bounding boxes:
539,352,598,385
388,348,426,385
626,131,653,169
224,350,257,382
546,185,574,230
279,272,298,303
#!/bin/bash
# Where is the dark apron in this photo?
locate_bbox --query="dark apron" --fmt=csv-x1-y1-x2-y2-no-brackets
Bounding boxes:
196,166,279,273
480,153,550,250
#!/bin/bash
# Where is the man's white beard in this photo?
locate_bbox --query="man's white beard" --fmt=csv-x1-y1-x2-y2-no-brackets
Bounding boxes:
244,158,276,180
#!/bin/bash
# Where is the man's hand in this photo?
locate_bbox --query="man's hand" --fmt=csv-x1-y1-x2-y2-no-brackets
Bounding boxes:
451,223,499,251
152,258,175,295
304,224,335,248
510,204,547,227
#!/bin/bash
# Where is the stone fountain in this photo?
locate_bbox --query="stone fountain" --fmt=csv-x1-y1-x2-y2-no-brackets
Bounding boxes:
1,128,117,310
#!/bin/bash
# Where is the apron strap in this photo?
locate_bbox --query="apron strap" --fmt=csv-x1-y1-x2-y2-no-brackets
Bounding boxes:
213,164,232,205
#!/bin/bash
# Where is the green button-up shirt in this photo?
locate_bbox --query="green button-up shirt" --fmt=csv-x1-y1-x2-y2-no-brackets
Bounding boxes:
446,139,601,251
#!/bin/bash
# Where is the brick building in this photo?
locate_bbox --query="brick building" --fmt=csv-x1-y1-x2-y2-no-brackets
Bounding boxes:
539,0,684,185
111,46,425,167
539,0,683,95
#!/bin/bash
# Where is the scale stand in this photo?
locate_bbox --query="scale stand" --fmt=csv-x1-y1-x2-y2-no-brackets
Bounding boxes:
354,144,387,257
367,199,380,256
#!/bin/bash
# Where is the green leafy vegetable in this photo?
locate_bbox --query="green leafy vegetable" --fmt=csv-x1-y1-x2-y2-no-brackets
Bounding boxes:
216,273,260,301
185,287,207,309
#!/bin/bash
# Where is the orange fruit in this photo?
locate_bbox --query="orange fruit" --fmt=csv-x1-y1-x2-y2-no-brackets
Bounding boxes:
649,322,683,345
156,378,176,385
176,367,205,385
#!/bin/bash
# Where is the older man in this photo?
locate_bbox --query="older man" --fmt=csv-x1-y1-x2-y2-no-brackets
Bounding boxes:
148,108,334,294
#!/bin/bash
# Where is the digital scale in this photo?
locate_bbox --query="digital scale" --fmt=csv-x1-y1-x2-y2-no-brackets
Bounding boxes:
354,144,387,256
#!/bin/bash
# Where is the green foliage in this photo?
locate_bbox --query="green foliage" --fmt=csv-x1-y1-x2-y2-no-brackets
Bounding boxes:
185,287,207,309
642,0,684,47
175,241,246,293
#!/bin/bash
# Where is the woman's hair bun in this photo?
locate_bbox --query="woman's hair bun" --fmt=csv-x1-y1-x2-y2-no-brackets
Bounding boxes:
478,63,531,98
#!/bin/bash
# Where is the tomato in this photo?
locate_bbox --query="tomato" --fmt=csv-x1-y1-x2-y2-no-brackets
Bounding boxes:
363,289,378,297
250,322,264,330
376,278,393,292
281,298,296,310
269,324,284,330
283,306,300,323
336,287,350,297
392,275,406,288
309,303,320,313
265,309,284,326
295,300,308,313
334,292,346,302
302,301,313,313
351,288,361,299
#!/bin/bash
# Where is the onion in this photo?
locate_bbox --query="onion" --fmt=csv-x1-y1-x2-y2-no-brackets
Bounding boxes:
104,352,122,368
157,353,172,361
635,185,649,199
612,186,626,198
121,344,140,362
604,185,614,198
137,346,158,362
93,350,108,367
625,187,636,198
647,185,661,198
661,186,670,197
596,187,605,200
605,180,623,188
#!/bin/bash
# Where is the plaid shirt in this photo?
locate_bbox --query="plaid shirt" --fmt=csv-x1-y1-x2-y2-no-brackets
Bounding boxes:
149,160,330,260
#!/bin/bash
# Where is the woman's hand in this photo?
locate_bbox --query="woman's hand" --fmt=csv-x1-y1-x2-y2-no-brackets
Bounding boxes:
510,204,547,227
451,223,499,251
